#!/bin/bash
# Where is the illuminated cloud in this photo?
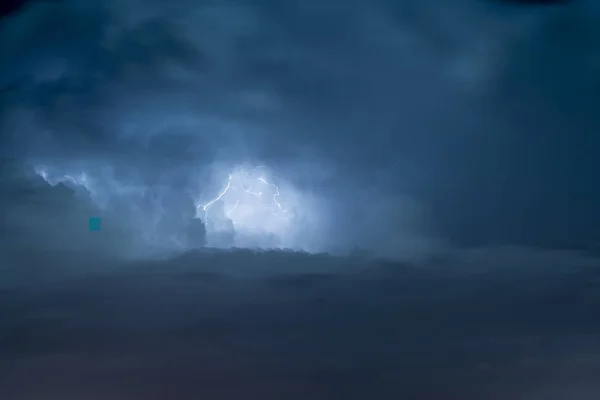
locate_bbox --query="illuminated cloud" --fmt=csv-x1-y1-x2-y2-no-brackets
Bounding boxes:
196,163,326,251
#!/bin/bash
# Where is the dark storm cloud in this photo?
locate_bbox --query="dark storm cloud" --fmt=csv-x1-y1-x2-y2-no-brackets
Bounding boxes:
1,246,600,399
434,2,600,251
2,3,600,398
1,0,599,253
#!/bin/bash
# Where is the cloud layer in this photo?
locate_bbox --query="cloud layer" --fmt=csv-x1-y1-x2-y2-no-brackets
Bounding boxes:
1,0,599,256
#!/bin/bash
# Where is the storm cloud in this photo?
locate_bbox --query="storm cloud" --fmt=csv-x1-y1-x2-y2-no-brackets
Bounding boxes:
1,0,598,256
2,1,600,398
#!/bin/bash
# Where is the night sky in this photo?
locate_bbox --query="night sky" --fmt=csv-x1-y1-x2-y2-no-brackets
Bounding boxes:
1,0,599,398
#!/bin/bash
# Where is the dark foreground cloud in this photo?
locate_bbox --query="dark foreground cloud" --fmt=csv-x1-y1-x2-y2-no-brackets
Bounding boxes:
1,0,599,255
1,245,600,399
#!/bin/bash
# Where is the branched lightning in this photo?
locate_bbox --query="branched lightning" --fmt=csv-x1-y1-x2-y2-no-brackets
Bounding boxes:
225,199,239,220
198,165,288,225
199,176,232,221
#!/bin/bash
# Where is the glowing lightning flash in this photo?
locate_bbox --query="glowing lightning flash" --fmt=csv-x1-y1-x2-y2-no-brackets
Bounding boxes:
199,176,232,221
225,200,240,219
198,166,291,236
260,177,285,213
34,166,92,192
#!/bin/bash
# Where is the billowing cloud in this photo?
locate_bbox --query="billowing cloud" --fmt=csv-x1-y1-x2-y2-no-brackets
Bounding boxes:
1,0,599,257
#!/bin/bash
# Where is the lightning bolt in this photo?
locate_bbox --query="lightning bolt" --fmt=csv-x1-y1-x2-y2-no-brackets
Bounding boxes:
225,200,240,221
258,177,285,213
199,175,232,221
198,165,288,225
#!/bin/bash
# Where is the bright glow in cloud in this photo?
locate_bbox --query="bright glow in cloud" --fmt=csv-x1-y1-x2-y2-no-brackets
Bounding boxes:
31,161,327,254
34,165,96,195
195,164,323,251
